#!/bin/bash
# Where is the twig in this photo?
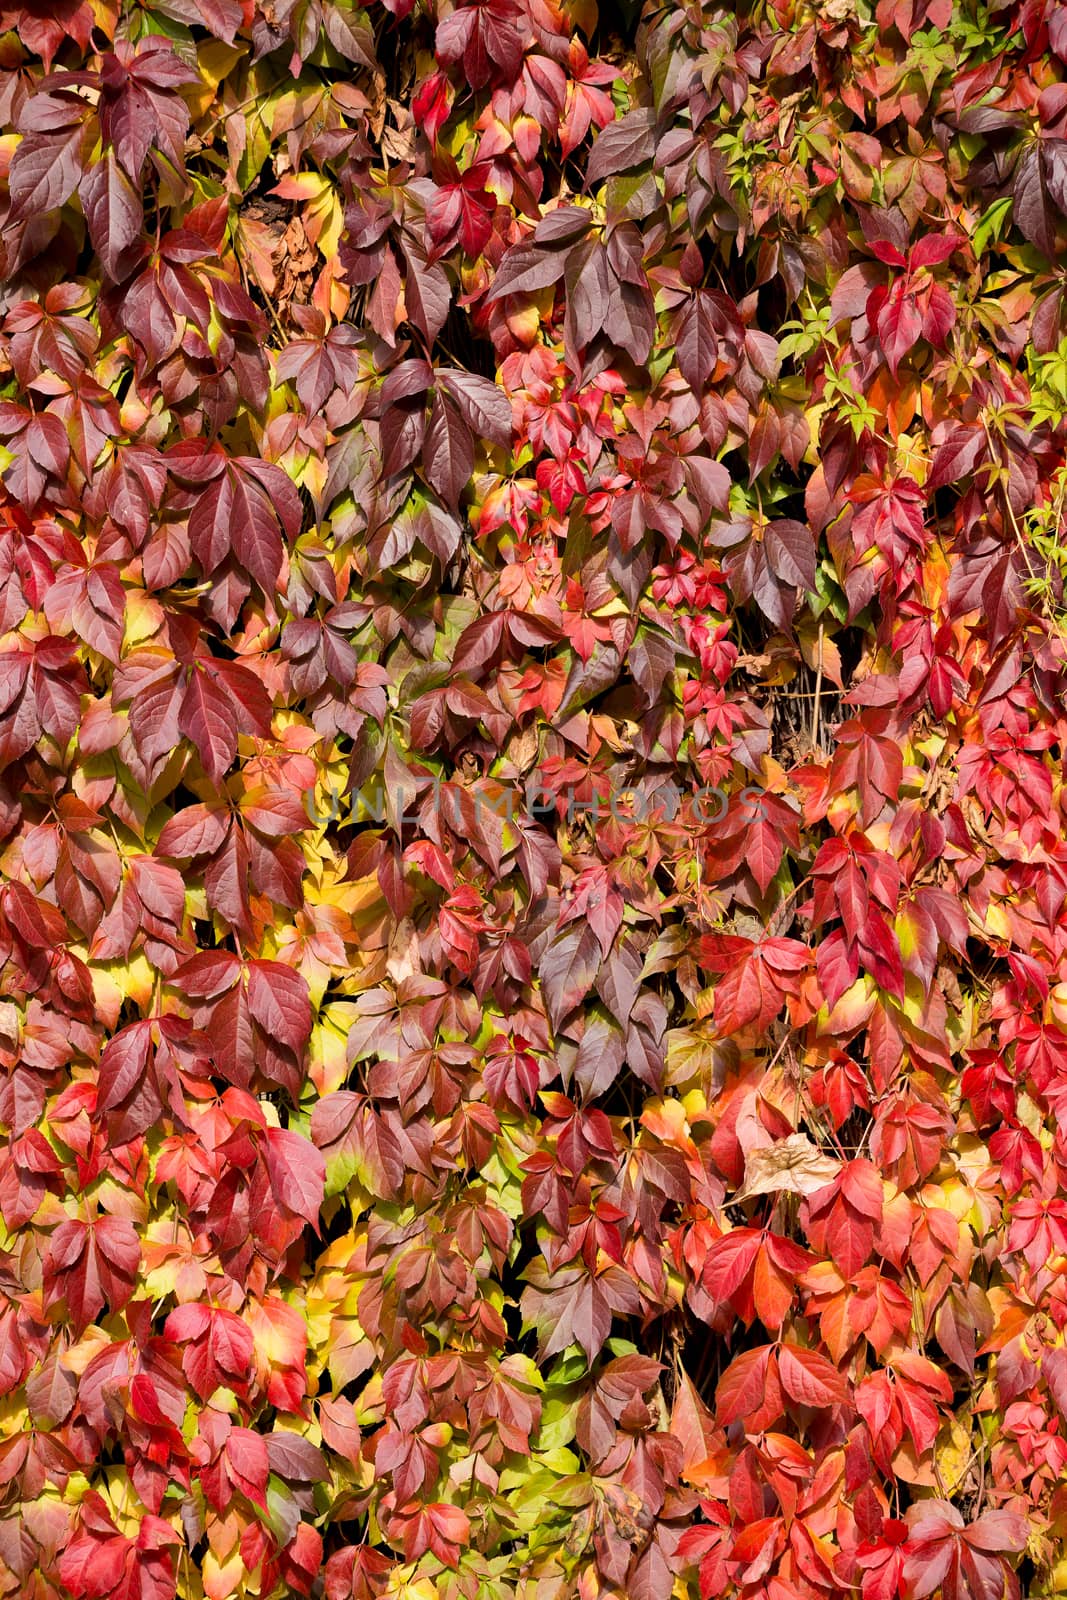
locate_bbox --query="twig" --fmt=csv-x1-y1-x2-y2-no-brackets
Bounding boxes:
812,620,824,754
981,417,1038,587
193,88,271,147
974,1430,987,1514
241,236,289,345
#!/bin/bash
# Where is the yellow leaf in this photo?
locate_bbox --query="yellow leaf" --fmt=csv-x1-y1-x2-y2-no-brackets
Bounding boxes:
386,1574,438,1600
824,975,875,1034
186,41,245,120
313,195,344,259
124,590,165,647
84,956,123,1028
933,1416,975,1494
309,1002,359,1095
90,951,155,1013
640,1096,696,1154
203,1548,246,1600
273,172,328,203
667,1025,735,1094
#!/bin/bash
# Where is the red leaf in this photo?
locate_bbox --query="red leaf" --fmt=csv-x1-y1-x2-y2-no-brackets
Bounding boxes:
227,1426,269,1508
246,960,313,1056
179,668,238,784
874,280,923,375
715,1345,781,1428
79,152,142,281
585,107,656,184
676,293,718,391
8,122,90,222
777,1343,849,1409
423,392,474,508
265,1127,326,1228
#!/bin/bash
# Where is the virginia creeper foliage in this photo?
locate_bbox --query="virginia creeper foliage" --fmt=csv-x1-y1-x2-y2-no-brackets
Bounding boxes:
1,0,1067,1597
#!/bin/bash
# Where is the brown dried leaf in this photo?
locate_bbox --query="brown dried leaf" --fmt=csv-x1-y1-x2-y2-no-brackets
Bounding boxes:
733,1133,841,1202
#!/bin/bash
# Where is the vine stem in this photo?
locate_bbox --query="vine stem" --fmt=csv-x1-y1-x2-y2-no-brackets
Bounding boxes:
812,619,824,754
241,232,290,346
982,416,1038,587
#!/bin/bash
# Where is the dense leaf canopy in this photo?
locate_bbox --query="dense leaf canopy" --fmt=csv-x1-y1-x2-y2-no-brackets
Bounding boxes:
0,1,1066,1599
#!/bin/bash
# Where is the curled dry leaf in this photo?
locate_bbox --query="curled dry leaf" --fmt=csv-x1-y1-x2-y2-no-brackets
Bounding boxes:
733,1133,843,1202
0,2,1058,1600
